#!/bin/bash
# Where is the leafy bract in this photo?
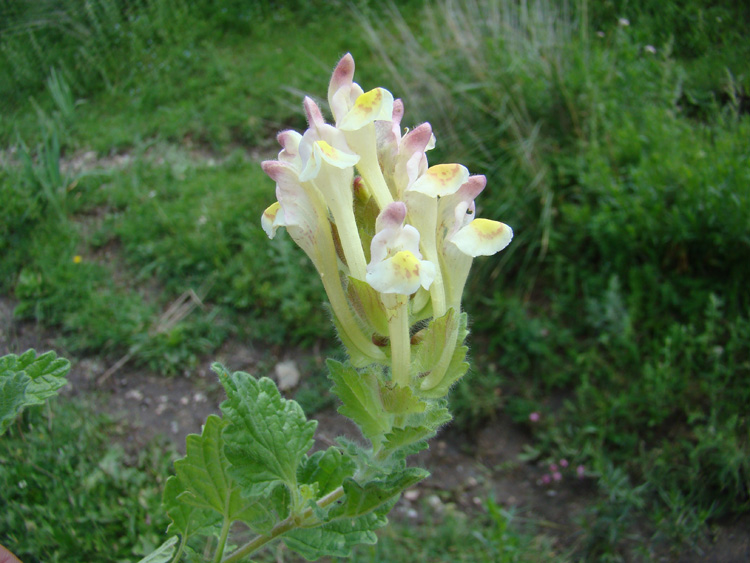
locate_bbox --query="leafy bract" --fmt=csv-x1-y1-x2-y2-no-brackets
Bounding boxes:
380,382,426,415
216,363,317,497
327,360,390,441
414,310,470,398
328,467,429,520
0,350,70,435
383,404,453,456
298,447,356,496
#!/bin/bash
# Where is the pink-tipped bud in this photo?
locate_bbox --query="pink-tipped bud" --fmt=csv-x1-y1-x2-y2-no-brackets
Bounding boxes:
552,472,562,482
560,459,569,468
529,412,540,422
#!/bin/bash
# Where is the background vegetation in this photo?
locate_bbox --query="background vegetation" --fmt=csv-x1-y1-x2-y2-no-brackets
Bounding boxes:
1,0,748,561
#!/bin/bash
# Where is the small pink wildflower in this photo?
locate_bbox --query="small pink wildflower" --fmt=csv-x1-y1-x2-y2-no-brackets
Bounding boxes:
576,465,585,479
560,459,569,468
552,471,562,482
529,412,540,422
541,474,552,485
549,463,558,473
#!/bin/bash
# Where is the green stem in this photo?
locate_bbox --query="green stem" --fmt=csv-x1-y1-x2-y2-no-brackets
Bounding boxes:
212,514,232,563
170,534,187,563
222,487,346,563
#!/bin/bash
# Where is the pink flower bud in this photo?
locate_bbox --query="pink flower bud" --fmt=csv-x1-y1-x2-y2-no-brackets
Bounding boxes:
550,463,558,472
529,412,540,422
576,465,585,478
552,472,562,481
541,474,551,485
560,459,569,468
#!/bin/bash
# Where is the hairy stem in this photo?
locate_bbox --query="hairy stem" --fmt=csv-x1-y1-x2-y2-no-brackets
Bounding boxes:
212,512,232,563
221,486,346,563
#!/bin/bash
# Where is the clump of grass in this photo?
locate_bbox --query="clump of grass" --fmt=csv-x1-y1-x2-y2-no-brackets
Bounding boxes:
0,399,174,562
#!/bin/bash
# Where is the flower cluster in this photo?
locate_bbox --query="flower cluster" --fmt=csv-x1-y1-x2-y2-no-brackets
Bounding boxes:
261,54,512,394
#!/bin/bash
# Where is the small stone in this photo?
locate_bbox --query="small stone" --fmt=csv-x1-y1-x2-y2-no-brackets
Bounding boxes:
406,508,418,519
275,360,301,391
193,392,207,403
125,389,144,401
180,396,189,405
466,476,479,488
427,494,443,511
170,421,180,434
404,490,420,501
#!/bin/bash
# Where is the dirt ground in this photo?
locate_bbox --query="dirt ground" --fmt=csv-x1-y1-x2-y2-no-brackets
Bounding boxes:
2,296,748,562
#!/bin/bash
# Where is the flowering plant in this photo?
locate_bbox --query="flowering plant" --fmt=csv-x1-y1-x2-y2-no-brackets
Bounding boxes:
144,53,512,562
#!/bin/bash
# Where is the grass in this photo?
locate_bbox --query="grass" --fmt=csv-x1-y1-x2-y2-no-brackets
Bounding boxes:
1,0,749,560
0,400,174,562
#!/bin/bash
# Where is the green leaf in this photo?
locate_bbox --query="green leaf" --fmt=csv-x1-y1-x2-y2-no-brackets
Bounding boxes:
330,313,382,369
283,511,386,560
284,468,428,560
414,311,470,399
163,475,222,538
0,350,70,435
347,276,389,336
298,447,356,496
0,371,31,435
172,414,272,531
328,467,429,520
380,382,426,415
383,405,453,455
327,360,390,441
216,364,317,497
135,536,178,563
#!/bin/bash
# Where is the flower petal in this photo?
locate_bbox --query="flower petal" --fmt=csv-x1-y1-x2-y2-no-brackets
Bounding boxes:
449,219,513,257
261,201,284,239
328,53,355,110
314,140,360,168
408,163,470,197
366,250,435,295
338,88,395,131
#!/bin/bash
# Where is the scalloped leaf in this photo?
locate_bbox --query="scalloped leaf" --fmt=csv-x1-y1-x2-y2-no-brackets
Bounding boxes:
0,350,70,435
283,510,385,560
382,404,453,456
327,360,391,441
216,364,317,498
172,414,273,532
284,467,428,560
298,447,357,496
328,467,429,520
163,474,222,538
